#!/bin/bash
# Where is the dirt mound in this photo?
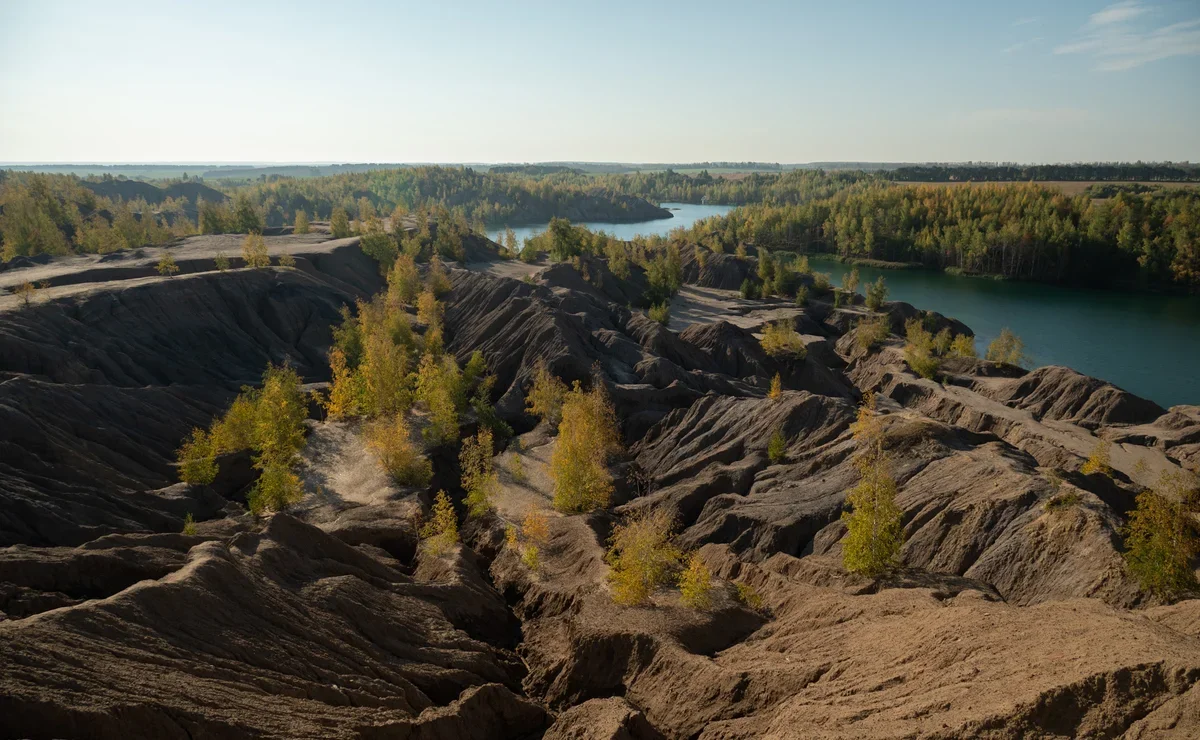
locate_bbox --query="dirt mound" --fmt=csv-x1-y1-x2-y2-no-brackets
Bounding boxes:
979,365,1167,429
679,246,755,290
0,515,546,738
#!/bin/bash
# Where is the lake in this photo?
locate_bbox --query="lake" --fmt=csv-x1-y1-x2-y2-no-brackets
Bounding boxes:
807,256,1200,409
490,202,734,246
494,205,1198,409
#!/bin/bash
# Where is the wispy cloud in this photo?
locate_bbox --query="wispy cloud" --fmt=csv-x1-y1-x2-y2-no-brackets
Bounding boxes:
1088,1,1147,27
959,108,1090,125
1003,37,1043,54
1055,2,1200,70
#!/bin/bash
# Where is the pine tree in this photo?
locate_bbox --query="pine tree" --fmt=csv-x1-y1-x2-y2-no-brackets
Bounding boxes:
842,393,904,577
294,210,311,234
768,373,782,400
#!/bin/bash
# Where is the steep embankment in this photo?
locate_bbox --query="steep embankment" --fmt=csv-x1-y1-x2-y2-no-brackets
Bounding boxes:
0,235,383,546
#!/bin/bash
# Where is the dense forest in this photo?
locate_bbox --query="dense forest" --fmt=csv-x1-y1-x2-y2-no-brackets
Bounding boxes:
0,171,203,259
678,183,1200,291
891,163,1200,183
220,166,668,228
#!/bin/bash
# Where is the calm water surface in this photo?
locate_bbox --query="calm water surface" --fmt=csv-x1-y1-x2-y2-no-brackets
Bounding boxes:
490,202,733,246
808,256,1200,409
499,206,1198,408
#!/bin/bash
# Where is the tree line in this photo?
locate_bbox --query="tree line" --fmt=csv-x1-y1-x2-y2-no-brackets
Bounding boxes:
891,162,1200,183
677,182,1200,291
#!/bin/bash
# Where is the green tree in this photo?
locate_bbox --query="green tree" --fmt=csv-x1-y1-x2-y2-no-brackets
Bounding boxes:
1124,471,1199,601
242,233,270,268
842,393,904,577
986,327,1030,366
460,428,498,518
232,193,263,234
421,490,459,555
551,380,620,512
294,209,311,234
526,359,568,426
330,206,351,238
865,276,888,310
678,552,714,609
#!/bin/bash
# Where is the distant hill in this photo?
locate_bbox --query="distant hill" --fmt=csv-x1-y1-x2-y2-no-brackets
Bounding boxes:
81,178,227,205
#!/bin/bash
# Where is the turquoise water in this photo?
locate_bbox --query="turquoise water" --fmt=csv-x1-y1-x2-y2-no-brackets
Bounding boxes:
807,256,1200,409
496,204,1198,408
489,202,734,246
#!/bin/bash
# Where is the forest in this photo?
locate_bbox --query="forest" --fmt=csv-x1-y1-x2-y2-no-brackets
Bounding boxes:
678,182,1200,291
891,163,1200,183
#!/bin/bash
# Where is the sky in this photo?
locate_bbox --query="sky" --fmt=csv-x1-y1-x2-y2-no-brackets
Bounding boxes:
1,0,1198,164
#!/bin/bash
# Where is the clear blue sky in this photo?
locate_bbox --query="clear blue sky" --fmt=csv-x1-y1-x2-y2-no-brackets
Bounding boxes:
1,0,1197,163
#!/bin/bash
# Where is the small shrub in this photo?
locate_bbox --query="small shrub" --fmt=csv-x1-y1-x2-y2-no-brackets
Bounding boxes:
648,302,670,326
509,452,527,483
855,315,891,351
526,359,568,427
739,278,759,300
986,327,1029,366
177,427,218,485
14,281,37,307
519,510,550,571
294,210,310,234
606,508,681,606
214,252,230,271
1081,439,1113,478
156,251,179,276
761,320,806,358
767,426,787,464
182,512,198,536
242,233,270,268
277,251,296,268
812,272,832,294
735,582,764,610
678,552,714,609
794,285,809,307
1045,491,1081,512
420,490,459,555
366,413,433,486
865,276,888,310
768,373,782,400
903,318,940,379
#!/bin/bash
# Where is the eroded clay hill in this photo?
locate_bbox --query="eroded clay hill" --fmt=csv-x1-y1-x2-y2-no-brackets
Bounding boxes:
1,235,1198,738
